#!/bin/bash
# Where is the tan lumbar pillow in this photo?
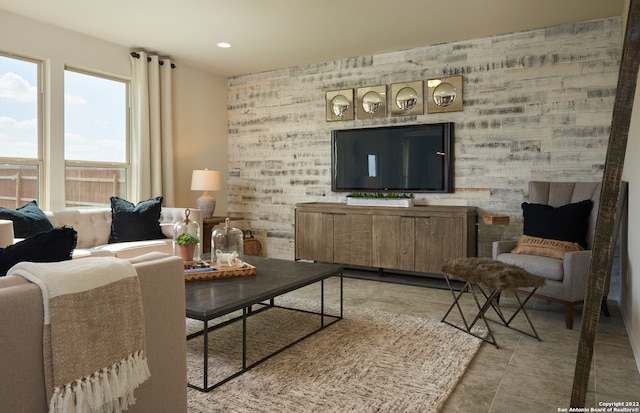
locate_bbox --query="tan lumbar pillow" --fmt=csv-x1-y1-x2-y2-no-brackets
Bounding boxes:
511,235,584,259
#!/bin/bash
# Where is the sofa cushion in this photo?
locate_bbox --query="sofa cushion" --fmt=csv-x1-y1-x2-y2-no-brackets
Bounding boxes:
109,196,165,243
521,200,593,249
94,239,173,259
0,227,78,276
0,201,54,238
496,252,565,281
510,235,583,259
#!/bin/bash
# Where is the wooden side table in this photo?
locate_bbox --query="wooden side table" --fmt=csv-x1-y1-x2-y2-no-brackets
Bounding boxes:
202,216,243,253
477,214,510,257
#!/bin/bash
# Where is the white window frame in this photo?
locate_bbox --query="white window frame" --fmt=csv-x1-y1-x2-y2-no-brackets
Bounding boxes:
0,52,44,205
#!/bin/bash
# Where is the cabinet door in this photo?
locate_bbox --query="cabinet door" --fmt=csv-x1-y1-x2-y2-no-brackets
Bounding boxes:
295,211,334,262
333,213,372,267
372,215,415,271
415,216,464,273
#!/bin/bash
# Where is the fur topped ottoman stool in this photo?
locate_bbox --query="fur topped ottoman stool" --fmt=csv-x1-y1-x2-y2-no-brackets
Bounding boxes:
441,257,546,348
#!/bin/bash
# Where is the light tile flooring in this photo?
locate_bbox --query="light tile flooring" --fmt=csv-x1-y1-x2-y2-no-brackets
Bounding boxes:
285,272,640,413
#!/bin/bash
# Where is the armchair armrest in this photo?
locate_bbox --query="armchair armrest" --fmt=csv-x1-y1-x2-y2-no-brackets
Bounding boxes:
0,219,14,248
160,223,175,238
492,239,518,259
562,249,593,301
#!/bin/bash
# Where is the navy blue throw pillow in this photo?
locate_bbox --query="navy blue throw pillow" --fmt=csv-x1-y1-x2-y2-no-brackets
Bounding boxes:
109,196,165,243
0,226,77,276
522,200,593,249
0,200,54,238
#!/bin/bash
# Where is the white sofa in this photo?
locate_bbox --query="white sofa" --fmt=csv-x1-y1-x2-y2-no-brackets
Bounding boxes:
0,207,203,259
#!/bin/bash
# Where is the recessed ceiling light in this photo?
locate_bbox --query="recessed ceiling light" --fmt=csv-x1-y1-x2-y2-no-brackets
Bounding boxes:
217,42,231,48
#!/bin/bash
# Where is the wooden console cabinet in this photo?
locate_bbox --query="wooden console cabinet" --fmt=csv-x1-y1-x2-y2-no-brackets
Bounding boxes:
295,202,477,275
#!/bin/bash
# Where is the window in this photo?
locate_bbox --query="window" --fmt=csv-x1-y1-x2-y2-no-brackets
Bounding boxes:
0,54,41,209
1,55,131,209
64,69,129,206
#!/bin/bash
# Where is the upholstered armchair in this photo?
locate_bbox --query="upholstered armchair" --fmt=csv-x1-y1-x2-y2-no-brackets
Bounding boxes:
492,181,607,329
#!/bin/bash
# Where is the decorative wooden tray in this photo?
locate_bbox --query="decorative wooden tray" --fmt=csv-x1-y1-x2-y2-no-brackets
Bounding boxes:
184,262,256,281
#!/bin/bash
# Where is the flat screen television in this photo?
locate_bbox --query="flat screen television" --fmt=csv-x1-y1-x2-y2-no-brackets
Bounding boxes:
331,122,454,193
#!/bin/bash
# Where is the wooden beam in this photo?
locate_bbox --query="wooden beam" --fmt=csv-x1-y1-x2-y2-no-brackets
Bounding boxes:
571,0,640,406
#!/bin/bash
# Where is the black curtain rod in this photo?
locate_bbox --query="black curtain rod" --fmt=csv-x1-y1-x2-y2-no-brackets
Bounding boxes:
130,51,176,69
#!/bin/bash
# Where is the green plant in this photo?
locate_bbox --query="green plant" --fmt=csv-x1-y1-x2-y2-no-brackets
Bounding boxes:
175,233,199,245
347,192,414,199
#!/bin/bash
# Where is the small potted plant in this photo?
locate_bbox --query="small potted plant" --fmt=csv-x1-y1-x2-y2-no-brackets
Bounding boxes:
175,233,199,261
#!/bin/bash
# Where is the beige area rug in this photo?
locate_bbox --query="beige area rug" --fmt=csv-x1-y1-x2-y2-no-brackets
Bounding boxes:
186,298,484,413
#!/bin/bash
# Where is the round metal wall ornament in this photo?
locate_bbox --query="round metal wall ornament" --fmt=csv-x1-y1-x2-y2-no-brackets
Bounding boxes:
331,94,350,116
362,91,382,113
427,75,463,113
356,85,386,119
432,82,457,107
391,80,423,116
326,89,354,121
395,87,418,110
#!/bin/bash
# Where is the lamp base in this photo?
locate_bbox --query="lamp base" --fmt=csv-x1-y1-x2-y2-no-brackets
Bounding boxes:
195,192,216,218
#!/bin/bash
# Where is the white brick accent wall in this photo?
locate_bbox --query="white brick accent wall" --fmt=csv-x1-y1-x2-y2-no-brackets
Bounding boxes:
228,17,621,260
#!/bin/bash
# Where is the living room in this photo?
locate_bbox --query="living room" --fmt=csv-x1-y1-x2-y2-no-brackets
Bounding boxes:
1,0,639,410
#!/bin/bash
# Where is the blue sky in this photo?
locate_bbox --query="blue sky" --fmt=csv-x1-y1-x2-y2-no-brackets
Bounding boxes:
0,55,126,163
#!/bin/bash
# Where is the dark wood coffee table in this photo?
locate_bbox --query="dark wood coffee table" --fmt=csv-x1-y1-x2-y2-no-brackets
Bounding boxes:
185,256,343,392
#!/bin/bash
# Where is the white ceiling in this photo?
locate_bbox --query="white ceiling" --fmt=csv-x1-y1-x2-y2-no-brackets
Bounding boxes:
0,0,625,77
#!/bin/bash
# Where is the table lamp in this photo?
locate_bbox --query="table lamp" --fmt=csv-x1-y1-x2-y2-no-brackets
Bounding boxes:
191,169,221,218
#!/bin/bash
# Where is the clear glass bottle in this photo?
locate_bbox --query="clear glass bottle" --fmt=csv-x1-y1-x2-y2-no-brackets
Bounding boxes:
212,217,244,266
173,208,201,262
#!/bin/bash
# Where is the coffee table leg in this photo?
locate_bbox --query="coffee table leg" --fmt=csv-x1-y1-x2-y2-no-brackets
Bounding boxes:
321,279,325,328
340,270,344,318
203,320,209,390
242,306,248,369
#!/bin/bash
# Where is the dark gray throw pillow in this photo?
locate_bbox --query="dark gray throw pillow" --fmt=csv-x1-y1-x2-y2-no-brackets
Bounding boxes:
109,196,165,243
0,226,78,276
0,200,53,238
522,200,593,249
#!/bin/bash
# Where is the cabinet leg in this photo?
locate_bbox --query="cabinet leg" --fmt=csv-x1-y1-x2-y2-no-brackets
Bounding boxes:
378,268,386,277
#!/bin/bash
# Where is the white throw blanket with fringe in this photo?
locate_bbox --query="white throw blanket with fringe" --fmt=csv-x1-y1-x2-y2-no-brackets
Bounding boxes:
8,257,151,413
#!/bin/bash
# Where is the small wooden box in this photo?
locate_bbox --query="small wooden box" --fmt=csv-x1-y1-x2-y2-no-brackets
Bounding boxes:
482,214,510,225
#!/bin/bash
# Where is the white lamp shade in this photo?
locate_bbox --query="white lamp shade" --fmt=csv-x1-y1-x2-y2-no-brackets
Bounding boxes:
191,169,221,218
191,169,221,191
